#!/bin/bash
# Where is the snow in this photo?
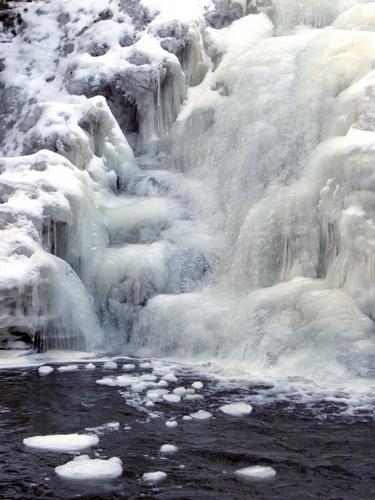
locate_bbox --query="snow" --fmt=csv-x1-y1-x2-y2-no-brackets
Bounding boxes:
160,444,178,454
190,410,212,420
219,402,253,417
142,471,167,484
234,465,276,481
55,455,123,480
85,363,96,370
38,366,54,375
23,434,99,452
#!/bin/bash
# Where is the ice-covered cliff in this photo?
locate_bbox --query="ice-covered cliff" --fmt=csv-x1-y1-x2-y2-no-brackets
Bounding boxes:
2,0,375,386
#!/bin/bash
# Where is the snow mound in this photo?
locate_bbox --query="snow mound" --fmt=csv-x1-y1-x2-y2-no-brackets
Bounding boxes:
55,455,122,480
23,434,99,452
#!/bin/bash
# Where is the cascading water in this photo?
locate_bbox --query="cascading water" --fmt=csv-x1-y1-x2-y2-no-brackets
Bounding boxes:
1,0,375,389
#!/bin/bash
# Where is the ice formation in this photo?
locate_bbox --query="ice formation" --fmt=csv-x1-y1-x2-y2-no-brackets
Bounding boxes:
2,0,375,389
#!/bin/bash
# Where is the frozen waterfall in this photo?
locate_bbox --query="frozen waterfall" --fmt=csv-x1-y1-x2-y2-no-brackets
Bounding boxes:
1,0,375,387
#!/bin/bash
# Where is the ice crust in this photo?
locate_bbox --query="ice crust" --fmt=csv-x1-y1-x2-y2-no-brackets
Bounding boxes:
23,434,99,452
1,0,375,390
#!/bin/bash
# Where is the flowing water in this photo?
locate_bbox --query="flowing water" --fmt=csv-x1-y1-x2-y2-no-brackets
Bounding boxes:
1,359,375,499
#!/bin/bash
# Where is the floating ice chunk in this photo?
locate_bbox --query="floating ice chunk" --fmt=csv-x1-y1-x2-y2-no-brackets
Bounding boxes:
142,471,167,484
160,444,178,454
163,394,181,404
96,374,140,387
234,465,276,481
140,362,153,369
23,434,99,452
145,400,155,407
190,410,212,420
55,455,123,480
191,381,203,390
173,387,187,396
57,365,79,373
165,420,178,429
141,374,157,381
185,394,203,401
122,364,135,371
146,389,169,401
38,366,54,375
182,415,192,421
162,373,177,382
85,363,96,370
103,361,118,370
219,402,253,417
158,380,168,387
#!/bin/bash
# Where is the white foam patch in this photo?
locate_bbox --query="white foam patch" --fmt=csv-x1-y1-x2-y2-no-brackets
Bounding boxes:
234,465,276,481
55,455,123,480
142,471,167,484
38,366,54,375
190,410,212,420
23,434,99,452
219,402,253,417
160,444,178,454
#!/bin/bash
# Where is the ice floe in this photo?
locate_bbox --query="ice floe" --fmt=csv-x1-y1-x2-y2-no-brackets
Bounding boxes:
55,455,123,480
23,434,99,452
234,465,276,481
219,402,253,417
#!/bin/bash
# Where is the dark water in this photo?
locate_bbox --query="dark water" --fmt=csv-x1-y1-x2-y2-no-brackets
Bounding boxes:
0,360,375,499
